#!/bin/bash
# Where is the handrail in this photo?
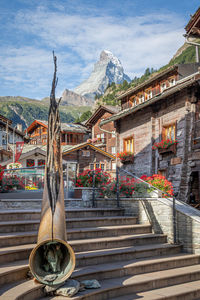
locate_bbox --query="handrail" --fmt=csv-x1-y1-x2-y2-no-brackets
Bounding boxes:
118,168,177,244
4,166,45,172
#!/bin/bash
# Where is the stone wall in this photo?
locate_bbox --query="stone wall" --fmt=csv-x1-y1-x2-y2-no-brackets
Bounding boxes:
114,197,200,254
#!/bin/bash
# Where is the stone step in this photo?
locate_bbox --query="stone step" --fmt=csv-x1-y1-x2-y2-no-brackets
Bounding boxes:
0,208,125,222
66,264,200,300
3,263,200,300
1,254,199,287
0,279,43,300
0,216,137,233
75,243,181,267
0,234,168,264
0,239,181,266
111,280,200,299
0,224,152,248
70,234,167,252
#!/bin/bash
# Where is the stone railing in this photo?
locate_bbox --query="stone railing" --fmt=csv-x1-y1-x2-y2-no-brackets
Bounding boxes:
95,197,200,254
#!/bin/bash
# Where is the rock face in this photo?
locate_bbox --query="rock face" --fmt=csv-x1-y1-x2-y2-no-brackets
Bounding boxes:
61,89,93,106
74,50,131,100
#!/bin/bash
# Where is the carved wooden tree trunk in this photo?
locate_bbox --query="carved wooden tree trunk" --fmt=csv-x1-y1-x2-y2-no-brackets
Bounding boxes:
46,53,62,215
37,52,67,243
29,52,75,286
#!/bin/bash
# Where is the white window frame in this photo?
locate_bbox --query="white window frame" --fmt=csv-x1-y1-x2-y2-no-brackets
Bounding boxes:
111,146,116,154
161,82,167,92
169,78,176,87
139,94,145,103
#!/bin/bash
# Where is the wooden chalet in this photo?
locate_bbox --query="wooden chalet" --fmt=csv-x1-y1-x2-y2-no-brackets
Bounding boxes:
85,105,119,158
26,120,90,146
101,63,200,203
0,114,24,162
62,142,116,175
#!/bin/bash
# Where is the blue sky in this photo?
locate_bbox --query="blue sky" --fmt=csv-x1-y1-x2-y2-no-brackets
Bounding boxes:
0,0,199,99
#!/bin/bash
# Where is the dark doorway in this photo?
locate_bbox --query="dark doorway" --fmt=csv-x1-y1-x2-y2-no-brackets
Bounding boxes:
190,171,200,203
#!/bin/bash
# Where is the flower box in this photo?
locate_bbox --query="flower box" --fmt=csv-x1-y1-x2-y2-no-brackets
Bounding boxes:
121,156,134,164
117,152,134,164
158,143,176,154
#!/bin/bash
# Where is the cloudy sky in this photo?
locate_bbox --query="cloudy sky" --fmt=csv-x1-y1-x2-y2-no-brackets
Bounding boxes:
0,0,199,99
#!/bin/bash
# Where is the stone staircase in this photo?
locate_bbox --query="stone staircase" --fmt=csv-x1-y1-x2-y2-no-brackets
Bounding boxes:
1,203,200,299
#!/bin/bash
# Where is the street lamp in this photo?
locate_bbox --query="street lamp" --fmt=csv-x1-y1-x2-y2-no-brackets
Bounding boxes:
12,125,17,163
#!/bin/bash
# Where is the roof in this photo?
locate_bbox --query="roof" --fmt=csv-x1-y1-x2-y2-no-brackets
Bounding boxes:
116,65,178,101
0,114,12,125
100,71,200,126
185,7,200,36
26,120,89,134
0,120,24,137
62,142,115,159
85,105,120,127
1,145,46,166
9,144,47,155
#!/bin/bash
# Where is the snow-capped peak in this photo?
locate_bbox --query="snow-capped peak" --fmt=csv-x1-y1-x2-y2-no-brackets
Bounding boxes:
100,50,122,68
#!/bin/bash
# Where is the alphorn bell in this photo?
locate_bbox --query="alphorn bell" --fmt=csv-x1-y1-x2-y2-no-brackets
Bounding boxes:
29,53,75,286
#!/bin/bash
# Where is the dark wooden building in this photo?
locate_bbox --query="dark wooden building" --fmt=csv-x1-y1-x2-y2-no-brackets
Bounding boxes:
62,142,115,175
101,63,200,202
85,105,119,158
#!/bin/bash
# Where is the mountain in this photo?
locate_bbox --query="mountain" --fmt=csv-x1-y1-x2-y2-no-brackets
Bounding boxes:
0,96,91,130
61,89,93,106
41,90,93,106
74,50,131,100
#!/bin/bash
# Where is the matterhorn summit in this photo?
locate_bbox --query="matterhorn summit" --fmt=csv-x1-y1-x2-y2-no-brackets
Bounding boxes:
74,50,131,100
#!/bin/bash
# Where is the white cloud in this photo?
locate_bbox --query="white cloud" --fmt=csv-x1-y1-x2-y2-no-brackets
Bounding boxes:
0,5,186,98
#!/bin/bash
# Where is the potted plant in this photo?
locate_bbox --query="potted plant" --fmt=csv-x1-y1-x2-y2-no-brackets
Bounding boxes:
152,139,178,154
75,169,111,200
117,151,134,164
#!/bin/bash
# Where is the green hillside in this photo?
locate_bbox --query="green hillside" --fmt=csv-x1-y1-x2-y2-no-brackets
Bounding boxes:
0,96,91,130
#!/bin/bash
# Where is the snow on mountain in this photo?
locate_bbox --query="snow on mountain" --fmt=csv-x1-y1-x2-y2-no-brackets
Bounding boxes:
74,50,131,100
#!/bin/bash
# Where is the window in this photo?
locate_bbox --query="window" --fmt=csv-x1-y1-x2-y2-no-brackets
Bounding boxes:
27,159,35,167
38,159,45,166
133,99,137,106
101,133,105,143
100,163,105,171
112,162,116,170
161,82,167,92
124,136,134,152
82,150,90,157
111,131,115,138
138,94,145,103
90,163,94,170
111,146,116,154
162,124,176,141
146,90,152,100
97,134,100,139
90,163,105,170
169,77,176,87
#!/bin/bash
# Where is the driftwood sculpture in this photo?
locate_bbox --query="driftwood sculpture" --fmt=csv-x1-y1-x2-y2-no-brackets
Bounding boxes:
29,52,75,286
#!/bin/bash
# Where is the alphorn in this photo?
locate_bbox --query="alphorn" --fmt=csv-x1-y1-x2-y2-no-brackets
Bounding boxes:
29,52,75,286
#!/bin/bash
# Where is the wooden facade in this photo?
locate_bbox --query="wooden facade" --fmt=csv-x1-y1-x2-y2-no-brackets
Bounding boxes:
101,63,200,202
62,142,115,175
86,105,119,157
26,120,89,146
